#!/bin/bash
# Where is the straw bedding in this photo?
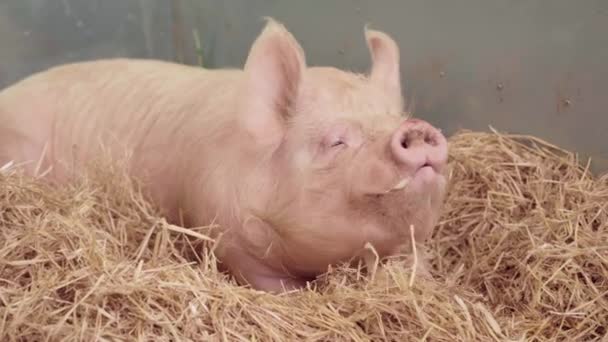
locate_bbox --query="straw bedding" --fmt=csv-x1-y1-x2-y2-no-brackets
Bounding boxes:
1,129,607,341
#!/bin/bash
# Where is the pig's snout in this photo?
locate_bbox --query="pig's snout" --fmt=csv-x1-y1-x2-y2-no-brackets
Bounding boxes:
390,119,448,174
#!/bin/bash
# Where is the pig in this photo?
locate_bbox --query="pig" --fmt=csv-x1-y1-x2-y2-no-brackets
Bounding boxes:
0,18,448,293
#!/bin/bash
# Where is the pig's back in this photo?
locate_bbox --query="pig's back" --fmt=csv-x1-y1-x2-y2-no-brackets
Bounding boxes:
0,58,242,196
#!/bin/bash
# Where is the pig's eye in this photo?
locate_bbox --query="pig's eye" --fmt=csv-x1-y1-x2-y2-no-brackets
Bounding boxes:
318,123,354,157
330,140,346,148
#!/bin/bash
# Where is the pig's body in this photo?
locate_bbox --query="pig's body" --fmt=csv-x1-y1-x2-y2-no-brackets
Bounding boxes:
0,59,245,226
0,19,449,292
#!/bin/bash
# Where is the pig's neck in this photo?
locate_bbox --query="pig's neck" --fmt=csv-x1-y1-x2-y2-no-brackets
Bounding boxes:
218,234,313,293
177,116,273,233
177,121,300,290
148,75,294,290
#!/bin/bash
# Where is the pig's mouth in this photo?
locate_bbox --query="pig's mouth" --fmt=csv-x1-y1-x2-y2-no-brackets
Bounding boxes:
356,155,444,200
381,164,438,194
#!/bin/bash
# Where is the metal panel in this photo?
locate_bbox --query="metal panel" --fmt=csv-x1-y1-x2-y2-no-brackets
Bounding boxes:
0,0,174,86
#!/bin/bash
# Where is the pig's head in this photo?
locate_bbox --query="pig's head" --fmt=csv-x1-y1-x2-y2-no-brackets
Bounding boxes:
230,19,448,290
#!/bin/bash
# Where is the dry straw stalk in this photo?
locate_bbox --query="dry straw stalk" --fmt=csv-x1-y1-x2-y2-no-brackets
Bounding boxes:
1,129,606,341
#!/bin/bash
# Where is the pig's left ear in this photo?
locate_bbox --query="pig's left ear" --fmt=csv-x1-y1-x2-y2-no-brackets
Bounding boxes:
240,18,306,148
365,26,403,109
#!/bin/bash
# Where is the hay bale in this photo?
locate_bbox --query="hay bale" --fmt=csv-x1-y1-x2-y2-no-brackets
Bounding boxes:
0,130,606,341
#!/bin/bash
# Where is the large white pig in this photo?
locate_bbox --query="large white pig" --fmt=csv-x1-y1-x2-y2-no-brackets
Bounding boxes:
0,19,448,292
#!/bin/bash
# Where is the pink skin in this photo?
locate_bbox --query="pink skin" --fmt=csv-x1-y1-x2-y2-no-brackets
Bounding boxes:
0,19,448,293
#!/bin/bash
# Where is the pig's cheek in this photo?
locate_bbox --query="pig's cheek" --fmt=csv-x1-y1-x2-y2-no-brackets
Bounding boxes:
357,161,398,194
292,148,313,172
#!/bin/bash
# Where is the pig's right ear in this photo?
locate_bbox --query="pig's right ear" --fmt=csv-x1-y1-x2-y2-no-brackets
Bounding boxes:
365,26,403,110
240,18,306,148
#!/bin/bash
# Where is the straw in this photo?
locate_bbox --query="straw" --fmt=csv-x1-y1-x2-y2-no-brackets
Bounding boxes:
1,129,606,341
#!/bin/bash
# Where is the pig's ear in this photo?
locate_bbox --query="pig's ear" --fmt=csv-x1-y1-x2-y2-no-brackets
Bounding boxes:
240,18,306,148
365,26,403,108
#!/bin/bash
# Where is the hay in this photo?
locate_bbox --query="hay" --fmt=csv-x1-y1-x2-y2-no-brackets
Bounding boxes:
1,130,607,341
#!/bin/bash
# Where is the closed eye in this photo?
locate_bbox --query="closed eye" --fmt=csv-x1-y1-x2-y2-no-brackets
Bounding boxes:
330,140,346,148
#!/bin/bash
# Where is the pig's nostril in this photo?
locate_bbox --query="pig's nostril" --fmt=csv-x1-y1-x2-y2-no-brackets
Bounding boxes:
400,130,433,149
401,136,409,149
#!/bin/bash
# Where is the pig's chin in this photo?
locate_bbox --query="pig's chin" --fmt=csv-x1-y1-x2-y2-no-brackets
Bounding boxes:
362,167,445,240
406,165,443,192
